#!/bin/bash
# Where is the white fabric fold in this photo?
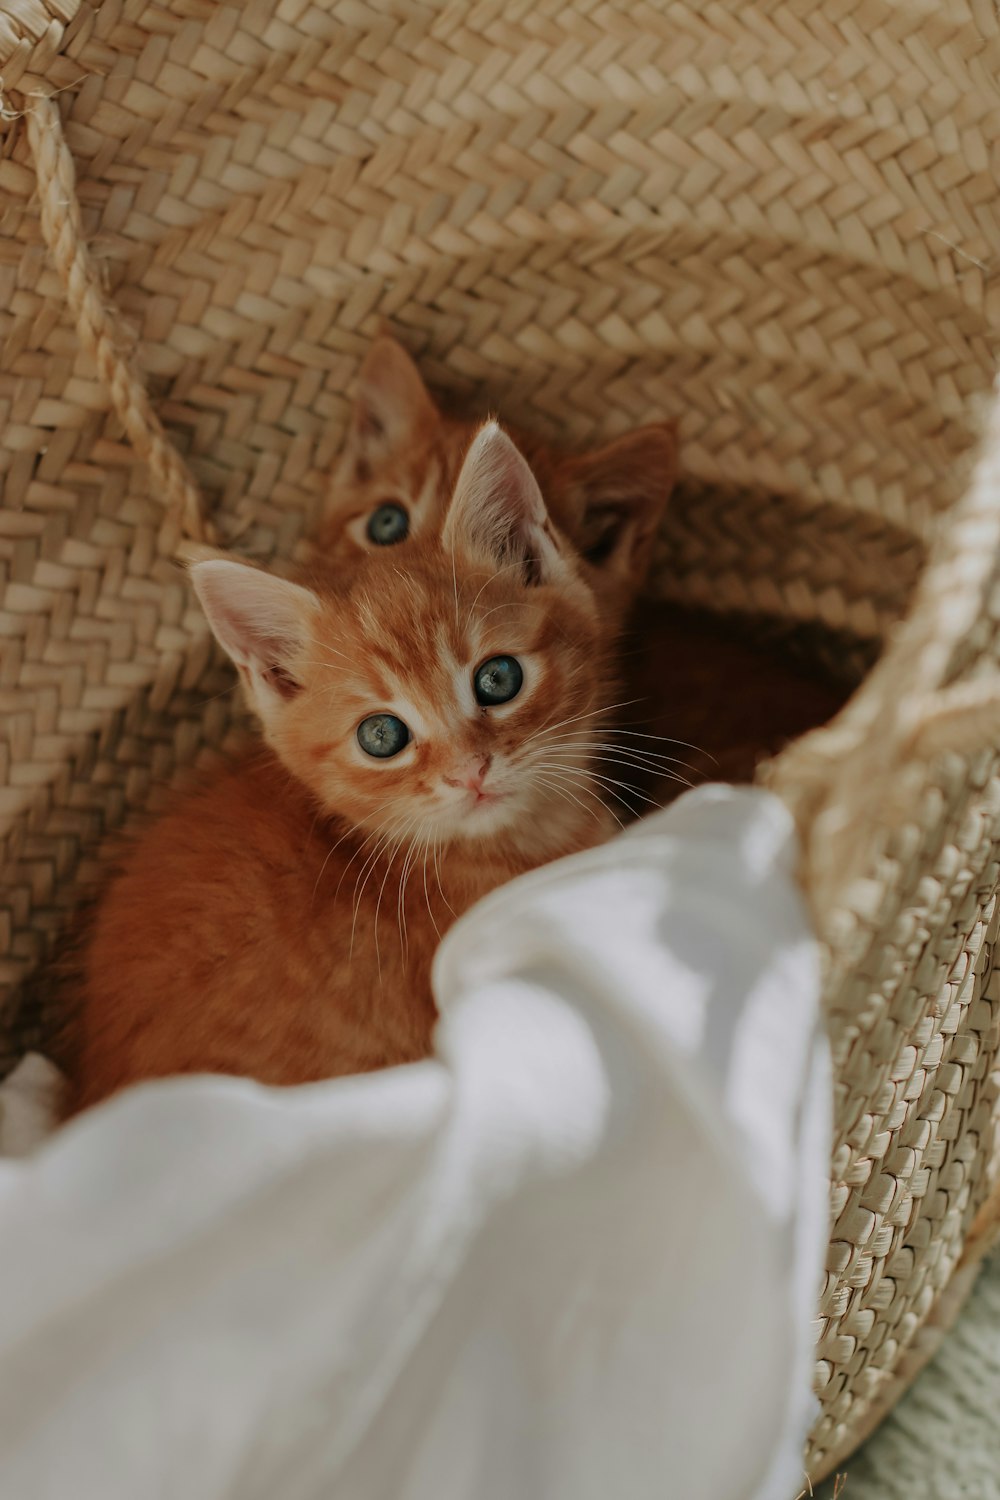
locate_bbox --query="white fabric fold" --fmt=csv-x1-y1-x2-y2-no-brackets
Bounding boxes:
0,785,829,1500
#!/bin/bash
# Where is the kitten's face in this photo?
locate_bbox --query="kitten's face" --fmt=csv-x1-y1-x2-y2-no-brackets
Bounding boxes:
312,336,468,572
276,560,602,844
194,425,610,850
313,336,678,633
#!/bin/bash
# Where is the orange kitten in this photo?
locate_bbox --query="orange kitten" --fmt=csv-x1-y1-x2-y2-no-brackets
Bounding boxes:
312,334,678,635
69,419,670,1112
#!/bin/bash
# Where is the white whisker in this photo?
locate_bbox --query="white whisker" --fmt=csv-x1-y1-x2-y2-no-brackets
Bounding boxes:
596,725,718,761
432,834,456,917
533,742,700,788
583,767,668,810
349,818,407,959
463,557,534,631
533,772,620,830
421,833,441,939
532,760,662,817
396,820,427,963
532,735,704,772
332,810,396,906
474,599,541,628
448,535,461,628
371,814,420,983
522,698,645,747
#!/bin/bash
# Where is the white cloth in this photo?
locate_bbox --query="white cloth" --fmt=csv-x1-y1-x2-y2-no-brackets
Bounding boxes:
0,1051,63,1157
0,786,829,1500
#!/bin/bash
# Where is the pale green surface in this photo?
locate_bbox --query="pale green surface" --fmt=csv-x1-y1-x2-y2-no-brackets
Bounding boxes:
816,1251,1000,1500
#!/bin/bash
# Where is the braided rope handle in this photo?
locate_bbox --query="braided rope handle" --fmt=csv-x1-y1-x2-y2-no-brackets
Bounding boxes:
766,376,1000,928
23,91,213,546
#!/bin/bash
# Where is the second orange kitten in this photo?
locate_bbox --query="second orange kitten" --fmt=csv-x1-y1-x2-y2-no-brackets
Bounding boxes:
313,334,677,635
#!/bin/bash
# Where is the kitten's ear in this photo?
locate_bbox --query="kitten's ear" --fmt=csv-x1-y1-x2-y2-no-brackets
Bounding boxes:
345,336,438,472
191,560,320,721
443,421,564,585
560,422,678,587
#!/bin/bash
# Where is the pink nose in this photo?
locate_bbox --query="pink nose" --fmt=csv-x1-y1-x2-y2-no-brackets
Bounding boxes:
444,756,492,794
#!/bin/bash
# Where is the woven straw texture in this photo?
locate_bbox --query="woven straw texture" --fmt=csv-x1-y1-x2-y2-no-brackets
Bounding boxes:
816,1248,1000,1500
2,0,999,1482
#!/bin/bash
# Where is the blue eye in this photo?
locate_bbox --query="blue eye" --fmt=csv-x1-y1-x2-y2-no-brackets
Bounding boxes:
357,714,410,758
474,656,523,706
366,502,409,546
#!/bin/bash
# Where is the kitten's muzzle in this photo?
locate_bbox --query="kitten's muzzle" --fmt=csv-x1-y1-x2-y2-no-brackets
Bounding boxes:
443,755,494,803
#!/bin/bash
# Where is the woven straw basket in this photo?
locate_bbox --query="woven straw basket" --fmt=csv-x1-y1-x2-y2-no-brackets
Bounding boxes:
2,0,1000,1482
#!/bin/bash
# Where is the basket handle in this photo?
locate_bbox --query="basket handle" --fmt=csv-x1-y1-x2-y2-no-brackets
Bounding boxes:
765,380,1000,931
23,89,214,547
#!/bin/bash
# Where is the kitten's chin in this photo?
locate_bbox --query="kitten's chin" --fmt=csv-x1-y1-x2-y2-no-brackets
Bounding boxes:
445,787,604,854
446,797,519,842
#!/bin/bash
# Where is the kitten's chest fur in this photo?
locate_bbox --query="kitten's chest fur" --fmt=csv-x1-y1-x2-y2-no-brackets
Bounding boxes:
69,755,578,1110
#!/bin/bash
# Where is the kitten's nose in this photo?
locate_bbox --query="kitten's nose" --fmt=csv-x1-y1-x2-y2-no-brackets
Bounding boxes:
444,755,492,795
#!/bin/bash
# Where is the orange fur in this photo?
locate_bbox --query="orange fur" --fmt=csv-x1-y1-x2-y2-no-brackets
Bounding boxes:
69,407,675,1113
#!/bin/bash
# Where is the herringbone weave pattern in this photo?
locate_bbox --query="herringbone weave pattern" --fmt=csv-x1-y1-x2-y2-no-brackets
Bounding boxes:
1,0,999,1481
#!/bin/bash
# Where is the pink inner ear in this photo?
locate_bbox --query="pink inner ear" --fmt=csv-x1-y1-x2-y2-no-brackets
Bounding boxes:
445,422,559,582
191,560,319,687
355,405,385,443
491,439,546,528
261,662,302,700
